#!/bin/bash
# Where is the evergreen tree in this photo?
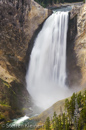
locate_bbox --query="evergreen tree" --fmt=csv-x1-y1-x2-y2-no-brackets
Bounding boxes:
58,115,62,130
45,117,51,130
62,113,66,130
65,117,70,130
80,105,86,124
70,93,76,118
65,99,70,112
44,91,86,130
52,112,59,130
83,90,86,106
34,0,83,7
77,92,82,108
78,117,82,130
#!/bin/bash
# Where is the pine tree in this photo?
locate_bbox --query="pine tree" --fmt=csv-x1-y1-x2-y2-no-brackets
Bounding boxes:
77,92,82,108
62,113,66,130
77,117,82,130
45,117,51,130
65,117,70,130
58,115,62,130
52,112,59,130
70,93,76,118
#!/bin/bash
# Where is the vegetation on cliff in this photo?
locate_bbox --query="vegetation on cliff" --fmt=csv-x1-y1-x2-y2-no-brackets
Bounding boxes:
35,0,83,7
0,78,32,123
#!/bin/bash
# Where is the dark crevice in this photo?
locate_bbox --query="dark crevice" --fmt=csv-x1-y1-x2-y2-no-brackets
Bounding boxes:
66,13,81,87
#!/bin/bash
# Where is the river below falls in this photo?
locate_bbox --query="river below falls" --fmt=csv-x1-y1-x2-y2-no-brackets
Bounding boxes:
1,116,37,130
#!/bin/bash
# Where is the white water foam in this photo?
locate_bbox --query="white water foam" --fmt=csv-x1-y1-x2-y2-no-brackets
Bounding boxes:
9,115,29,127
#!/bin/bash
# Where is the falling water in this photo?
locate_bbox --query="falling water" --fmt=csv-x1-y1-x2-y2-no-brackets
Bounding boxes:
26,12,72,110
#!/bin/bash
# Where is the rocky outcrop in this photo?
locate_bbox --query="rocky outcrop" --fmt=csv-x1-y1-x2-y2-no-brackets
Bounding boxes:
70,5,82,19
75,4,86,85
0,0,50,83
0,0,31,84
77,4,86,36
0,0,50,121
66,5,82,87
27,0,50,39
63,4,86,87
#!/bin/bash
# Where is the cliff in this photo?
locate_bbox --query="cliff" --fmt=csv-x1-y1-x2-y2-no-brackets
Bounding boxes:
0,0,50,121
67,5,82,87
75,4,86,85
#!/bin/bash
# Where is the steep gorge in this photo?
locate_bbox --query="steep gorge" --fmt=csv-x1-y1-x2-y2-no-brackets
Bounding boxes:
0,0,86,124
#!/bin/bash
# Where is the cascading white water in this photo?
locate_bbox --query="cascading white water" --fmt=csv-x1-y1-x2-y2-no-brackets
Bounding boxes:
26,12,72,110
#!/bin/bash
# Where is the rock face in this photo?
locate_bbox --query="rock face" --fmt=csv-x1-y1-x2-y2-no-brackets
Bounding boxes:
0,0,31,84
61,4,86,88
0,0,50,83
75,4,86,85
77,4,86,36
0,0,50,121
28,0,50,39
66,5,82,87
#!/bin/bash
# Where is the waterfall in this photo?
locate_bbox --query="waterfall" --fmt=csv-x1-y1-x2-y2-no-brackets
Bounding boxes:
26,12,72,110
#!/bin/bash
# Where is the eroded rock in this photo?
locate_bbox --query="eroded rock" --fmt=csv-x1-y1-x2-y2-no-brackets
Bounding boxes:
0,0,51,120
75,4,86,85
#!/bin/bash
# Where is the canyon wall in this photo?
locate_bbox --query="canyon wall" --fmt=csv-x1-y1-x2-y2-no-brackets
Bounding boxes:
67,3,86,87
0,0,50,121
67,6,82,87
0,0,86,122
75,4,86,85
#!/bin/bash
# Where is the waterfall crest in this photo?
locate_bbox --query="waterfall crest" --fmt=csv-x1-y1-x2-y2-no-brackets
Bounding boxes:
26,12,71,109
